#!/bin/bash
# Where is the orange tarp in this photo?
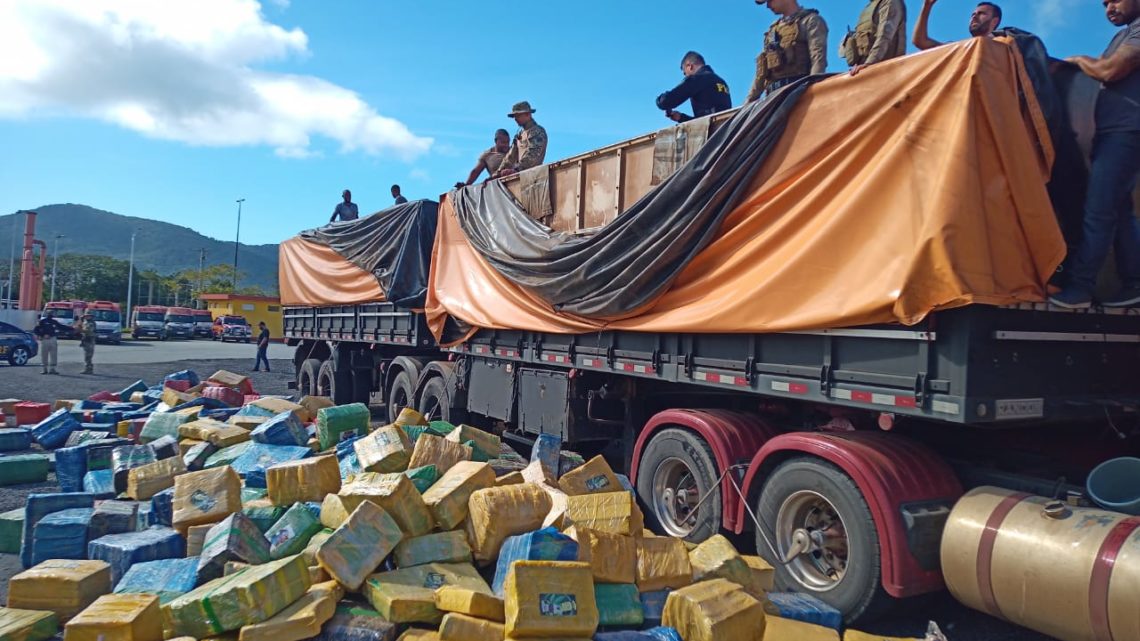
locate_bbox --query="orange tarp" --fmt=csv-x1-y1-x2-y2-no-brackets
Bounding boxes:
279,237,384,306
425,39,1066,345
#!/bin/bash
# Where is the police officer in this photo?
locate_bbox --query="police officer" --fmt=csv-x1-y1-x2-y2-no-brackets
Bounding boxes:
841,0,908,76
495,102,548,178
33,311,63,375
747,0,829,102
655,51,732,122
79,311,97,374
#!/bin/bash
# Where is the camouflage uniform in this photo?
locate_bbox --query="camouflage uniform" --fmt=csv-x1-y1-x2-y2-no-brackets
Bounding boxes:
80,317,96,374
747,8,829,101
840,0,907,67
497,120,548,174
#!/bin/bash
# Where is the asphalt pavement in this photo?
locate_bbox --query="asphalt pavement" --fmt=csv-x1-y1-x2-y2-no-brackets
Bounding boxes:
23,335,280,365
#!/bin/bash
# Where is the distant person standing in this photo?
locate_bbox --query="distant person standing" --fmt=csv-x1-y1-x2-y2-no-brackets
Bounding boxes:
33,312,62,375
655,51,732,122
330,189,359,223
253,322,271,372
459,129,512,187
79,311,97,374
392,185,408,205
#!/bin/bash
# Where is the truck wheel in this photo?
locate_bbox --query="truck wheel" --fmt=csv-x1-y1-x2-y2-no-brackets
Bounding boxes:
756,457,890,623
636,428,722,541
298,358,322,397
416,376,468,425
386,369,416,424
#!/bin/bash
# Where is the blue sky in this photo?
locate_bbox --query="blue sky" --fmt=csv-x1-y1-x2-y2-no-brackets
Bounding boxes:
0,0,1123,246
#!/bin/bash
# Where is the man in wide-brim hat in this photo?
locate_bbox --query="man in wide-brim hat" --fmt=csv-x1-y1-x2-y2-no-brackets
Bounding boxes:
495,101,548,178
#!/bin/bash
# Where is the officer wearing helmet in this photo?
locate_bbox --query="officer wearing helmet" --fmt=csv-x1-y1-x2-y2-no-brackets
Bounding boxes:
747,0,829,101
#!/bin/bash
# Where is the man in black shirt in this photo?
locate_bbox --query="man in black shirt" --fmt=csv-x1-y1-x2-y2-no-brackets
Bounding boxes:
33,312,63,375
656,51,732,123
253,322,271,372
392,184,408,205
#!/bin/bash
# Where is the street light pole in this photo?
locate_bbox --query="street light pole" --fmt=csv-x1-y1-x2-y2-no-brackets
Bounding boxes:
50,234,64,301
126,231,136,326
233,198,244,292
197,248,206,308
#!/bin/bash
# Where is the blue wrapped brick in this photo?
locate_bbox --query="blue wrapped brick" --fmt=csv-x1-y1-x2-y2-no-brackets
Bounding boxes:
117,380,148,402
183,441,218,471
112,444,157,493
0,428,33,451
230,443,310,479
115,557,199,603
492,527,579,596
83,469,115,496
640,589,670,627
339,452,362,478
151,487,175,526
89,526,187,584
31,507,94,565
530,433,562,479
250,411,308,447
87,439,131,471
84,419,119,432
234,404,276,419
75,400,105,410
149,435,179,460
164,369,201,386
20,492,95,568
765,592,843,630
89,501,140,540
55,444,91,492
594,633,653,641
31,409,80,449
199,407,241,421
643,627,683,641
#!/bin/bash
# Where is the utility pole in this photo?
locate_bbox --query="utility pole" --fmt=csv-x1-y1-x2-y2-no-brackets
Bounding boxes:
50,234,64,301
126,231,136,325
233,198,244,292
197,248,206,308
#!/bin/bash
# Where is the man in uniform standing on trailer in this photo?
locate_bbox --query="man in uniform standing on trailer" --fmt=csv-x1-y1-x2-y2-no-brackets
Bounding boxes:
747,0,829,101
494,101,548,178
656,51,732,122
79,311,97,374
841,0,907,76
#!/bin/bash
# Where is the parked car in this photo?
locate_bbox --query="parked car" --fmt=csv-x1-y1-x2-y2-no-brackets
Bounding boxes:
212,315,251,343
0,321,38,366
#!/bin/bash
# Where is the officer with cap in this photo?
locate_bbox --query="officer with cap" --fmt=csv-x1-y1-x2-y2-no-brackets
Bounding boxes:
655,51,732,122
840,0,907,76
747,0,829,101
79,311,97,374
495,101,548,178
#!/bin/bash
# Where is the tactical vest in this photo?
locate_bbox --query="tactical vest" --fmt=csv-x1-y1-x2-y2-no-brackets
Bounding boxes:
755,10,817,89
842,0,885,66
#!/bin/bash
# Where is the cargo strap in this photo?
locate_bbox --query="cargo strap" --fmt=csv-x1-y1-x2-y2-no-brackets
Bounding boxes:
689,463,788,565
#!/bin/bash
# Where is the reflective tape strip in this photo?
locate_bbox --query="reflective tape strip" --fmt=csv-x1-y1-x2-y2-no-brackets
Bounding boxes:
833,388,919,409
694,370,748,386
616,361,655,374
495,348,518,358
581,357,603,368
1089,517,1140,641
542,353,571,364
770,381,809,394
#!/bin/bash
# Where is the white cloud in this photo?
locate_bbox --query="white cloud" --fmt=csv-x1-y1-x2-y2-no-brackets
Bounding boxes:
1032,0,1079,37
0,0,432,160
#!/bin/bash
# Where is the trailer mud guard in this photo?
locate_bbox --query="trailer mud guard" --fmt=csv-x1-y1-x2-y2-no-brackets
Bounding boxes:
734,432,962,598
630,409,780,533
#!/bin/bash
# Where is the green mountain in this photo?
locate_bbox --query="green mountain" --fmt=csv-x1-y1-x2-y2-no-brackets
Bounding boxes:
0,203,279,291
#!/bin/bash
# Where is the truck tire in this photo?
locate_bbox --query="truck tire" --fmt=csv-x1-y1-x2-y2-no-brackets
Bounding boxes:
416,376,468,425
386,369,416,424
636,428,722,542
298,358,322,397
755,457,890,623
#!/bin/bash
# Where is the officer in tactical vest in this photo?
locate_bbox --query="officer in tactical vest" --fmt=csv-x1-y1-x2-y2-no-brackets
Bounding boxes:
840,0,908,75
79,311,97,374
747,0,829,102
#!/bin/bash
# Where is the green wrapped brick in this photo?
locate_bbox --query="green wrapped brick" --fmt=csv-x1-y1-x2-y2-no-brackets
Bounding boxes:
404,465,438,494
594,583,644,627
242,505,286,534
0,508,24,554
393,530,472,568
264,503,322,560
316,403,369,450
241,486,268,502
205,441,254,469
399,425,430,445
162,554,312,638
0,606,58,641
428,421,457,437
0,454,50,486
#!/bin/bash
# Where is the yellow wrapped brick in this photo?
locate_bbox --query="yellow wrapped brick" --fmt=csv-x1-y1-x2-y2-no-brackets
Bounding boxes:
8,560,111,623
173,466,242,535
0,606,58,641
443,425,500,460
364,563,491,625
422,461,495,530
63,593,162,641
397,631,439,641
208,370,249,389
743,555,775,597
434,586,505,622
662,578,766,641
565,492,643,536
316,501,404,591
187,522,222,556
236,581,343,641
127,456,187,500
495,472,524,487
394,408,428,427
521,459,557,487
298,396,333,421
503,561,598,639
227,416,267,431
394,530,472,567
843,630,924,641
179,419,249,448
54,399,81,412
766,615,840,641
179,439,204,456
636,537,693,592
340,472,434,537
539,483,571,530
565,526,636,584
249,398,310,423
172,405,203,420
354,426,413,473
439,612,504,641
163,388,195,408
308,565,329,584
466,484,553,564
266,455,341,506
689,535,755,591
301,530,334,566
558,455,622,496
407,435,471,476
319,494,358,530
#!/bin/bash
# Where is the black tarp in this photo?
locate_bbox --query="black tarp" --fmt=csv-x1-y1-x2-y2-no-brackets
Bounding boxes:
301,200,438,308
449,79,817,319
